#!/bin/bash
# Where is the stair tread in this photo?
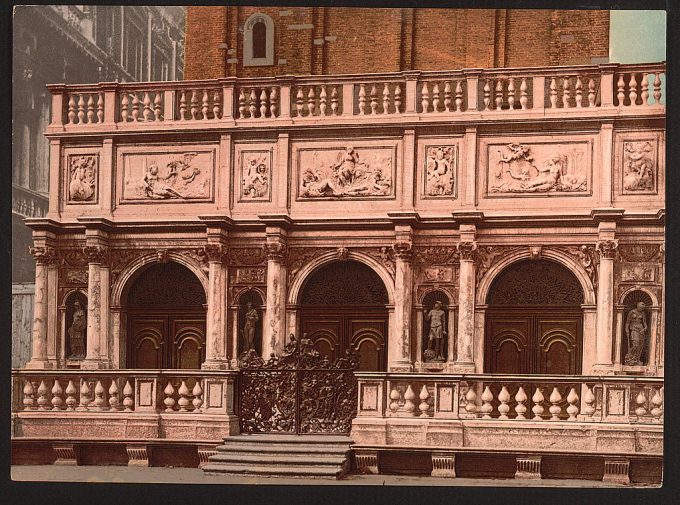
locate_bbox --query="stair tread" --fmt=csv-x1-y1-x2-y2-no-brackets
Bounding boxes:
222,435,352,444
202,463,344,477
209,453,347,464
215,443,350,454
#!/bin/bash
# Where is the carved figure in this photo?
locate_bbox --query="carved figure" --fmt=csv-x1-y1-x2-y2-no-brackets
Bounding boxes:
426,147,454,196
142,161,184,199
242,154,270,199
623,141,655,191
334,146,361,186
624,302,648,366
424,301,446,362
127,152,208,200
242,302,259,351
68,156,96,201
67,300,86,358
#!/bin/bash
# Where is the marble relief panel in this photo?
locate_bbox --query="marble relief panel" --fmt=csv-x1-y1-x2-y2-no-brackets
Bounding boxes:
65,154,99,204
484,139,593,197
423,145,457,198
614,133,663,196
235,146,273,202
120,148,214,203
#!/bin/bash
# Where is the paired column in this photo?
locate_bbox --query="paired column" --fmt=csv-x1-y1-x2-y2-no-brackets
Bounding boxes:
594,237,618,371
262,229,288,358
26,246,57,369
82,245,110,369
202,243,229,370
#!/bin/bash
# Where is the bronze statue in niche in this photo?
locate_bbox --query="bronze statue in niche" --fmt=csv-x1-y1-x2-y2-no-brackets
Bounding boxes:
422,293,448,362
242,301,259,351
238,291,264,357
66,296,87,359
624,301,648,366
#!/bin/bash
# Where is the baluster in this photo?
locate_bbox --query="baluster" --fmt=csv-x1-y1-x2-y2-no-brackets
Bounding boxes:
122,380,134,412
78,380,91,411
443,81,452,112
481,386,494,419
67,95,77,124
562,77,571,108
418,385,430,415
330,86,339,115
131,93,140,122
296,87,305,117
143,91,152,121
566,388,579,420
191,90,200,120
369,84,379,115
382,83,390,114
154,91,163,120
483,81,491,110
319,85,327,116
163,381,176,412
213,90,221,119
497,386,510,420
200,90,208,119
519,78,528,110
248,89,257,118
455,80,463,112
653,73,662,104
358,84,366,115
51,379,64,410
403,385,416,414
394,84,402,113
582,386,596,416
93,380,106,411
464,387,477,416
97,92,104,122
617,74,626,105
635,389,648,418
23,380,35,410
65,380,78,411
120,93,129,122
421,81,430,113
269,87,278,117
575,76,583,107
178,380,190,412
515,387,528,420
37,380,49,410
108,380,120,410
86,94,95,123
548,387,562,420
588,78,596,107
628,73,638,106
192,381,204,412
640,74,649,106
532,387,545,420
77,94,86,124
549,78,558,108
260,89,269,118
650,388,663,420
389,387,401,412
238,89,246,119
432,83,440,112
180,90,188,120
307,87,315,117
507,78,515,110
494,79,503,110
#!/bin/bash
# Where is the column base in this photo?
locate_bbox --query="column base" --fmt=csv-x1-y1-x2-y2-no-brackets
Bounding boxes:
80,359,109,370
201,359,230,370
24,359,55,370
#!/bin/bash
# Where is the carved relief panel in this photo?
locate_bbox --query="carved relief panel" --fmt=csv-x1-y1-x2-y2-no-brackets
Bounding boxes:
482,137,593,197
65,154,99,204
295,144,396,200
423,146,457,198
615,243,663,295
118,146,215,203
614,132,664,197
236,146,273,202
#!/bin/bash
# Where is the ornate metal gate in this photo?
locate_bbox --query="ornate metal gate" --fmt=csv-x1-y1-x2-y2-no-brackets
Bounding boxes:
238,336,359,435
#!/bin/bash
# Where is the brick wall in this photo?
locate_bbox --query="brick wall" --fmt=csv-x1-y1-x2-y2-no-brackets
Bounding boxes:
184,7,610,79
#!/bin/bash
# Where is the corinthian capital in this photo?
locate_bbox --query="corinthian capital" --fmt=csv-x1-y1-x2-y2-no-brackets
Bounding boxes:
29,246,57,265
83,245,109,265
457,241,478,261
203,243,228,263
265,241,288,261
392,241,413,261
596,239,619,260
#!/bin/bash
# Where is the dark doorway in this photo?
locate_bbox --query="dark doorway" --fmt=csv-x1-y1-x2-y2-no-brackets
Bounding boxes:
125,262,207,369
484,259,584,375
299,261,388,371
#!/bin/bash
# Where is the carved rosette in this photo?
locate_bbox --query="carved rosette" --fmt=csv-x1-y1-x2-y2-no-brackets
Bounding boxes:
83,245,110,265
596,240,619,260
265,241,288,262
456,241,478,261
29,246,58,266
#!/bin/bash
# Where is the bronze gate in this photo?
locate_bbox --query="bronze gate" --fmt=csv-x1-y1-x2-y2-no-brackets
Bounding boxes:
238,336,359,435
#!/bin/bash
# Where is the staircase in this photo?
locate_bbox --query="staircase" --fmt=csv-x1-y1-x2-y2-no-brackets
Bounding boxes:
202,434,353,479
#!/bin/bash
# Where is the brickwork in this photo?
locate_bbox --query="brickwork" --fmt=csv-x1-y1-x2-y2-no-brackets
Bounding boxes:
184,7,610,79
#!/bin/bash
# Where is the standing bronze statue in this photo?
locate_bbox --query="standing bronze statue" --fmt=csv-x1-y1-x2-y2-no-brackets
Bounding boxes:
68,299,86,358
624,301,648,366
242,301,259,351
424,300,446,362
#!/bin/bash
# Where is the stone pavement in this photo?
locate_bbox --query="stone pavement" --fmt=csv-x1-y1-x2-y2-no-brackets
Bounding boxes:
11,466,642,487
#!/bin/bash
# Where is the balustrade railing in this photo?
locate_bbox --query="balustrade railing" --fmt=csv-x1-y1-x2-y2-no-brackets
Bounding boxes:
12,370,237,415
46,62,665,130
357,373,663,425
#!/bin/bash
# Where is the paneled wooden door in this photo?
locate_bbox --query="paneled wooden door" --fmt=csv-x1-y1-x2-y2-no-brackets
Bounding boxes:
127,309,206,369
485,308,582,375
300,306,387,371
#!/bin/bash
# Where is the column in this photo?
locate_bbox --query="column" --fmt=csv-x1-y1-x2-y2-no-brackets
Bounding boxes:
454,240,477,371
390,235,414,371
82,245,109,369
262,230,288,358
25,246,56,369
202,244,229,370
594,238,618,371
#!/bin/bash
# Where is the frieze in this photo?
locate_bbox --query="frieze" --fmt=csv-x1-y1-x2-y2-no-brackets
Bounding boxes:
618,244,661,263
240,150,271,201
228,247,267,267
413,246,458,266
424,146,456,198
488,141,590,196
66,154,98,204
298,146,394,199
622,141,656,193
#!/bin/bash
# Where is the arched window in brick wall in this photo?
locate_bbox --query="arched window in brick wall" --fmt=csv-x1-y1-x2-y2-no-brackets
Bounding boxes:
244,13,274,67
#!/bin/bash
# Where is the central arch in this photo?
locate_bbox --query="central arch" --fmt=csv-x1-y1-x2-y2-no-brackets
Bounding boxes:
297,260,389,371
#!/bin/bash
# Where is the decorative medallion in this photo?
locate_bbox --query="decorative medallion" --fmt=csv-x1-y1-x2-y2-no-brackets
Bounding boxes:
240,150,271,201
424,146,456,197
67,154,98,204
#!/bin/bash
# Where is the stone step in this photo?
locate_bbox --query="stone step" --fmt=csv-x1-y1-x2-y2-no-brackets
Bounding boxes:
221,434,352,444
202,462,345,478
208,452,348,466
214,442,350,455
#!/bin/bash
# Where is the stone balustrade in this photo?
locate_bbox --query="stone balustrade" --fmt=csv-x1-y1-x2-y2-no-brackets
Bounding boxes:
357,373,663,425
45,62,665,133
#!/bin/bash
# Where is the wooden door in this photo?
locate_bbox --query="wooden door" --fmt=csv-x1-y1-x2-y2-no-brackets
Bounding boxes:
300,307,387,371
485,308,582,375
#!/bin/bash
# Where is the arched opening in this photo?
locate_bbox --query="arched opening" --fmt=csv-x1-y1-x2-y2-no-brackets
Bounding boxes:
252,21,267,59
123,262,207,369
484,259,584,374
299,260,388,371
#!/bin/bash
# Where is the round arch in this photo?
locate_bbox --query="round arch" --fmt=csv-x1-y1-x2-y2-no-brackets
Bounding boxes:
618,285,659,307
